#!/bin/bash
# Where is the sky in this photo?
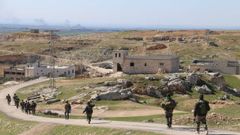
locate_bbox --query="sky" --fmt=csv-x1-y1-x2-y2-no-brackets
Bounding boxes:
0,0,240,28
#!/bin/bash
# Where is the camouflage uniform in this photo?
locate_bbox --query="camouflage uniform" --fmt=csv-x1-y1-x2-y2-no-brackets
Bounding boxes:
6,94,11,105
64,101,71,120
161,96,177,128
194,96,210,134
83,102,95,124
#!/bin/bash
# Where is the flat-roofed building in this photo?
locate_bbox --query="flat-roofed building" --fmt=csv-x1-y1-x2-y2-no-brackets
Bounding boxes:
113,49,179,74
189,60,240,74
4,67,25,80
25,63,75,78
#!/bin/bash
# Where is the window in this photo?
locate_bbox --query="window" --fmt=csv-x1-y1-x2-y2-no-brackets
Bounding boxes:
144,63,147,66
115,53,118,57
160,63,164,66
130,62,134,67
119,53,121,57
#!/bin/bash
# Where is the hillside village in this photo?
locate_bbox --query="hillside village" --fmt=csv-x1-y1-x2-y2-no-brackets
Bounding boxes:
0,29,240,135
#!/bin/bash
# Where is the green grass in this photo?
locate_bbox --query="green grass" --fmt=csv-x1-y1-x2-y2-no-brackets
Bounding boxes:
40,125,164,135
17,77,113,100
213,104,240,118
0,112,37,135
224,75,240,89
104,114,180,123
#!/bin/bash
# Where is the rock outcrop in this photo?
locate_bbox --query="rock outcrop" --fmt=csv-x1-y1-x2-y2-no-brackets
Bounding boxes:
167,79,191,94
195,85,212,94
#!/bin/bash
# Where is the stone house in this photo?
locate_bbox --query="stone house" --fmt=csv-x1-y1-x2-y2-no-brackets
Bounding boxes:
4,67,25,80
189,60,240,74
113,50,179,74
25,63,75,78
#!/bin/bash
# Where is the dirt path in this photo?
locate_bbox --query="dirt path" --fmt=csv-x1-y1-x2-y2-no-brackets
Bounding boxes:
235,75,240,79
0,78,239,135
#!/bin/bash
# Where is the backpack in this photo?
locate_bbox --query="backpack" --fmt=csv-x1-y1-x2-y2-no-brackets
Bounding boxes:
163,99,176,111
198,101,208,115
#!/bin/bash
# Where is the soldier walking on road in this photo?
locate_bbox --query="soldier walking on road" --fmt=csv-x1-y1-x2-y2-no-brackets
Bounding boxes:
31,101,37,115
194,94,210,134
25,101,31,114
15,96,20,109
64,101,71,120
83,101,95,124
6,94,11,105
161,94,177,128
20,100,25,112
13,93,20,108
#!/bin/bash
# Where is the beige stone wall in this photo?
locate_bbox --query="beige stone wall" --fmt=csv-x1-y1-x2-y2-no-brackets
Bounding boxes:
189,61,239,74
122,58,179,74
112,50,179,74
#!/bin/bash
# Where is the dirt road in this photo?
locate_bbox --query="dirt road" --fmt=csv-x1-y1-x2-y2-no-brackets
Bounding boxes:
0,78,239,135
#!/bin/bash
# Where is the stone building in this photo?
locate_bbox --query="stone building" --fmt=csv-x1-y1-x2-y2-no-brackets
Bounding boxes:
25,63,75,78
189,60,240,74
4,67,25,80
113,50,179,74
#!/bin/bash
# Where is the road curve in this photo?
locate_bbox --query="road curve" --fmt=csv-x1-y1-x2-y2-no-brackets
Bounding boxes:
0,78,239,135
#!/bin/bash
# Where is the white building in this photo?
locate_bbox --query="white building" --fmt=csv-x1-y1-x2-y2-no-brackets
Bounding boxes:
25,63,75,78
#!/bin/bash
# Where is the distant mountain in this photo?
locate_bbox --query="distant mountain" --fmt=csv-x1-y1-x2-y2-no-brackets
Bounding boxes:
0,24,122,34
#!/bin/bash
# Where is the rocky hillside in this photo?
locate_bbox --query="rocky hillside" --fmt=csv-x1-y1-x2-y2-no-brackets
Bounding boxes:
0,30,239,64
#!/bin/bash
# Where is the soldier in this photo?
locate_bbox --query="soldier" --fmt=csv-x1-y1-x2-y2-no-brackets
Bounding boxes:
83,101,95,124
15,96,20,109
31,101,37,115
20,100,25,112
64,101,71,120
194,94,210,134
161,94,177,128
25,101,31,114
13,93,18,106
6,94,11,105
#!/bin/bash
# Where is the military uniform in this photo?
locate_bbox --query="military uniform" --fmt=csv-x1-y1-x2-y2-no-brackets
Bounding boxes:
161,96,177,128
83,102,95,124
194,99,210,134
6,94,11,105
31,101,37,115
64,101,71,119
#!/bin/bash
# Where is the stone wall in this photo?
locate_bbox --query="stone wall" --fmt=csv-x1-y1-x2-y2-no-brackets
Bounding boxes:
122,58,179,74
189,60,239,74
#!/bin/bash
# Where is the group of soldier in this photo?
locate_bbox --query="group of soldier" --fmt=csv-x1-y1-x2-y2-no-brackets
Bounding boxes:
6,92,210,133
6,93,37,115
161,94,210,134
64,100,95,124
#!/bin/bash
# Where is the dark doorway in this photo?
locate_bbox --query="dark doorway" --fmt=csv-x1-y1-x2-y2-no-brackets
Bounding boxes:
117,63,122,71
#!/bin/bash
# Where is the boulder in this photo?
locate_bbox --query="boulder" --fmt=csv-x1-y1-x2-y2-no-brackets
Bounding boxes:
209,73,225,88
117,79,133,88
146,86,162,98
222,86,240,97
96,88,132,100
186,73,201,85
195,85,212,94
43,110,59,116
167,79,191,94
165,74,179,81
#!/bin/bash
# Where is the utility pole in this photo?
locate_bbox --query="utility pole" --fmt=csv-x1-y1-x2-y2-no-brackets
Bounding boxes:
49,30,56,89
